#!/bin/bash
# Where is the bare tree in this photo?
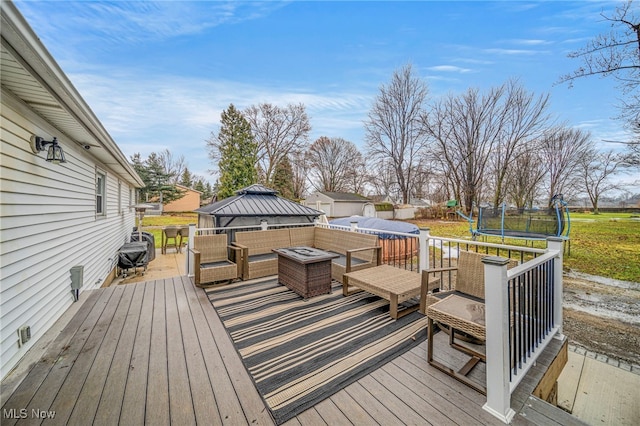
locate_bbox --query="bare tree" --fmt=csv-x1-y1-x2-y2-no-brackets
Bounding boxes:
558,1,640,126
243,103,311,186
578,149,628,213
364,64,429,204
344,157,368,195
289,150,309,199
306,136,363,192
367,158,400,202
505,146,547,208
487,80,551,208
422,85,507,213
158,148,186,184
539,125,593,207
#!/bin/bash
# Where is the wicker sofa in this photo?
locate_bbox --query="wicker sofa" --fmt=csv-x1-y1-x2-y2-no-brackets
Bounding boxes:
233,226,381,282
233,229,292,280
289,227,381,283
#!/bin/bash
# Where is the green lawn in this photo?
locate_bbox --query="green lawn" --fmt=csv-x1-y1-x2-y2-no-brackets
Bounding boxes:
137,213,197,250
412,212,640,283
140,211,640,283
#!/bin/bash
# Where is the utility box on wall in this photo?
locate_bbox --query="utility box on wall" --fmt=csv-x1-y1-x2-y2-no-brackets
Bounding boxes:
70,265,84,301
70,265,84,289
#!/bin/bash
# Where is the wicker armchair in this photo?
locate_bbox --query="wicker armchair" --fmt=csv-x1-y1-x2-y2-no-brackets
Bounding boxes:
421,250,518,394
190,234,240,287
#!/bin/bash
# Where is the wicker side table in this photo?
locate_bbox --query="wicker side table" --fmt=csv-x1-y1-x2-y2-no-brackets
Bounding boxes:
272,247,339,299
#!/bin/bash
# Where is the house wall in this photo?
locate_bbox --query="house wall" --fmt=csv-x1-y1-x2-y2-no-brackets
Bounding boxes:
0,92,137,379
304,193,334,216
164,188,201,212
332,202,366,218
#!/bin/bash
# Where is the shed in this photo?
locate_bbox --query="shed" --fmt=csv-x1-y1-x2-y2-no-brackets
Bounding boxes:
196,184,322,230
304,192,372,218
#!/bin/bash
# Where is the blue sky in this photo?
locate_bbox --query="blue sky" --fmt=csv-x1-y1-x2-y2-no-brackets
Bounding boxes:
15,0,631,183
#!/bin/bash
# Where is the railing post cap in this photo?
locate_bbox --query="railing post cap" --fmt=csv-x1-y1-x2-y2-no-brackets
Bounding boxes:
481,255,511,266
547,236,564,243
419,226,430,231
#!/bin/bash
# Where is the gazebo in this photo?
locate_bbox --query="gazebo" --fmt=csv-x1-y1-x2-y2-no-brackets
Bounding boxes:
195,184,323,230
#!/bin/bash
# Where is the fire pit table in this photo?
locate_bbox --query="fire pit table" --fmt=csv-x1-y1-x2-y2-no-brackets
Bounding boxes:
272,247,339,299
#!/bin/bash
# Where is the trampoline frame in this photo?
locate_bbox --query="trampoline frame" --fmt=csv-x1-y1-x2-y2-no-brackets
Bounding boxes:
458,195,570,242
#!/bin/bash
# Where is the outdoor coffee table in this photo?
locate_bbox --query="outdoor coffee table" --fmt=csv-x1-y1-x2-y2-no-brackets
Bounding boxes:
343,265,423,319
272,247,339,299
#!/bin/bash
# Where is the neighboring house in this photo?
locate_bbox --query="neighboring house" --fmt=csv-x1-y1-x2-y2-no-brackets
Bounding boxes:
0,2,144,380
304,192,372,218
163,184,202,213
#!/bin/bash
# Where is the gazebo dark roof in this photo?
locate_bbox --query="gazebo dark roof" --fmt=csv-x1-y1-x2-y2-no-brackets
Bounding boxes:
196,184,322,218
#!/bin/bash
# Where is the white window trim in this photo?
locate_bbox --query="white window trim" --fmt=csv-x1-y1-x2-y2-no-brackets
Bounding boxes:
96,169,106,217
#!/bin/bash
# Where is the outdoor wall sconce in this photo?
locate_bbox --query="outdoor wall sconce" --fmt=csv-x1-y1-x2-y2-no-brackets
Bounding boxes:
30,135,66,163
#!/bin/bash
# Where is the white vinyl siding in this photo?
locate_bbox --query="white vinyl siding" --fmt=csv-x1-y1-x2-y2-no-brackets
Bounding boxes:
0,98,137,379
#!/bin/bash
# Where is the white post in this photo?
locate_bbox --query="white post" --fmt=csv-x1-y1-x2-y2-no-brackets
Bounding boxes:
186,223,196,277
548,237,565,337
260,219,268,230
350,221,358,232
482,256,515,424
418,227,430,272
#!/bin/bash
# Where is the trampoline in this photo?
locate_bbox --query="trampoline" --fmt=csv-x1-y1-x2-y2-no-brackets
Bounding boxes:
458,194,570,242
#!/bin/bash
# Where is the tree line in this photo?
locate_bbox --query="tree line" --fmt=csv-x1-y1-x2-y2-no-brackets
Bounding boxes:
136,1,639,214
130,149,214,204
207,64,636,214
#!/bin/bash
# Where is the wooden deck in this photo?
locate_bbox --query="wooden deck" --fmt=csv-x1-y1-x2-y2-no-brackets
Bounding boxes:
1,275,580,425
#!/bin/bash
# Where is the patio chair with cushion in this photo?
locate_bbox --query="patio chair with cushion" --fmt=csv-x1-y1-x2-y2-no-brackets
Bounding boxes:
420,250,518,394
191,234,241,287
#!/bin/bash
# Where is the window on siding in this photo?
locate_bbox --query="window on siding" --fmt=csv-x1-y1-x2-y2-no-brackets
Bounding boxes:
96,172,106,215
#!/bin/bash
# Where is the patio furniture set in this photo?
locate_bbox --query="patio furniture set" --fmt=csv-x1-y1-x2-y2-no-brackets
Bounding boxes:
190,226,521,394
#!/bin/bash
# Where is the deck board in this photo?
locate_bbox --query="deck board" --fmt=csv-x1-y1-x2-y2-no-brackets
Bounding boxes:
41,286,124,424
94,281,146,425
165,277,196,426
1,275,576,426
173,276,220,425
146,279,170,425
120,281,155,425
66,284,134,425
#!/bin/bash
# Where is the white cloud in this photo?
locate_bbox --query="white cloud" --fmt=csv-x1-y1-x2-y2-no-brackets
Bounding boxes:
427,65,473,74
483,48,541,56
66,67,373,180
16,1,289,45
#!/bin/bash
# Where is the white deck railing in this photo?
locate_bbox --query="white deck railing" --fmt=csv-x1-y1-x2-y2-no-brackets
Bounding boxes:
184,222,564,423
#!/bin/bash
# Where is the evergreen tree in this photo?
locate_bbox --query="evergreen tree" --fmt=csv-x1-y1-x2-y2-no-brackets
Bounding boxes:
212,104,258,199
129,152,185,204
272,156,295,200
179,168,194,188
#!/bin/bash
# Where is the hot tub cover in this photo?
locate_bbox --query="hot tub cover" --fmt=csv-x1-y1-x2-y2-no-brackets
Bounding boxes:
329,216,419,239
